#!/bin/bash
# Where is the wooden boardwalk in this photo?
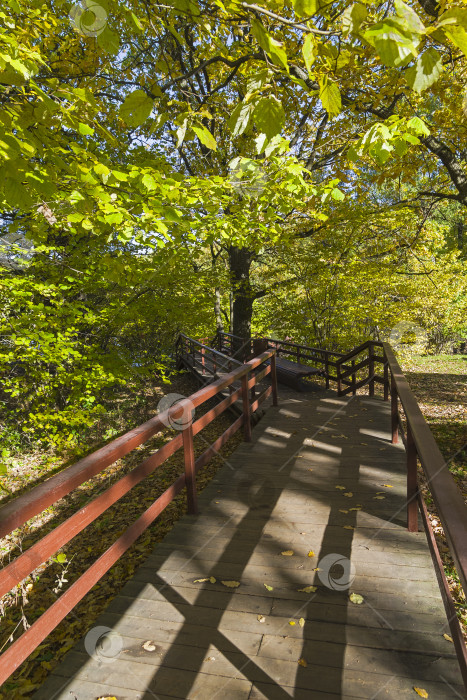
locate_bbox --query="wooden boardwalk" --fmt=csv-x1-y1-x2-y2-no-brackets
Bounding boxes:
34,391,466,699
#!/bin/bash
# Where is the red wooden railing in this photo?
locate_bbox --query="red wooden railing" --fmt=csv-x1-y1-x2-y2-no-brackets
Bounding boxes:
0,348,277,685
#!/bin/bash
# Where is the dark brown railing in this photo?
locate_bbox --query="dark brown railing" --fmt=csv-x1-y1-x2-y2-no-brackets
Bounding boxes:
383,342,467,688
0,348,277,685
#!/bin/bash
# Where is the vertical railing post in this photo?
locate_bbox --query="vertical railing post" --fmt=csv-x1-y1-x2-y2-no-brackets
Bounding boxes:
406,423,419,532
271,352,278,406
351,359,356,396
182,423,198,514
383,361,389,401
368,342,375,397
201,346,205,375
391,375,398,444
337,360,342,396
297,346,300,363
325,355,330,389
241,371,252,441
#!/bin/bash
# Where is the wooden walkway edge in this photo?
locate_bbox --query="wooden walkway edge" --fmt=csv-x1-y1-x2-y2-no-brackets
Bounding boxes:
34,391,466,699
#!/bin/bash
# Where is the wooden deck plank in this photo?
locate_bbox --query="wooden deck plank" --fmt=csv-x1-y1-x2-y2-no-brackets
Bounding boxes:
33,392,466,700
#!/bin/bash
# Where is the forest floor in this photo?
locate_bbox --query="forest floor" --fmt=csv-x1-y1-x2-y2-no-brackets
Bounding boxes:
401,353,467,640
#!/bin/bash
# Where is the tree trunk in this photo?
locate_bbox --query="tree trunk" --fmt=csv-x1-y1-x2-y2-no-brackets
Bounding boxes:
214,287,224,332
229,246,254,350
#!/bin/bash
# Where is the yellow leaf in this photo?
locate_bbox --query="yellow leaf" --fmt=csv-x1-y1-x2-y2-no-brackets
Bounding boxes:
298,585,317,593
193,578,210,583
349,592,364,605
298,657,307,666
349,507,362,511
373,496,385,500
413,689,428,698
339,509,348,514
97,697,118,700
382,484,394,488
289,620,296,625
264,583,274,591
209,576,216,583
221,580,240,588
281,550,294,556
307,550,315,557
335,485,346,490
298,617,305,627
343,525,354,530
443,633,453,643
344,492,353,497
257,614,266,623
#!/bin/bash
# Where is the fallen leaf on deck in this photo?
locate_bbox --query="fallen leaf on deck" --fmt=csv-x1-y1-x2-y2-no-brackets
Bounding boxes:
142,641,157,652
264,583,274,591
205,656,216,661
298,657,307,666
373,496,385,500
97,697,117,700
281,550,294,556
382,484,394,488
443,633,453,642
289,620,296,625
343,525,354,530
257,615,266,623
298,585,317,593
349,592,364,605
307,550,315,557
349,507,362,511
298,617,305,627
221,580,240,588
339,509,348,514
194,578,210,583
413,689,428,698
344,492,353,497
335,485,346,490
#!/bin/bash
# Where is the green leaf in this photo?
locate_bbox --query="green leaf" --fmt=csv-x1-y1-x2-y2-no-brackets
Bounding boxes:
253,96,285,139
405,48,443,93
406,116,429,136
228,102,253,137
142,173,157,190
292,0,318,18
302,34,316,75
56,553,67,564
394,0,425,34
119,90,155,127
192,125,217,150
97,26,120,55
318,76,342,117
342,3,367,36
364,20,420,68
78,122,94,136
444,26,467,57
251,19,289,72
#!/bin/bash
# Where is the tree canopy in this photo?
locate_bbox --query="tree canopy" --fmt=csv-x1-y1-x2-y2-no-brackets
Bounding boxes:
1,0,467,446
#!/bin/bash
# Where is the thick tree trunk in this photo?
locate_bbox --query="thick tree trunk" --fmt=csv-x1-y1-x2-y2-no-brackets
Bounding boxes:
229,246,254,350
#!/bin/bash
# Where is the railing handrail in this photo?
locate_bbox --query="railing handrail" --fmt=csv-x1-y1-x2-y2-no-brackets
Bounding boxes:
216,331,344,359
0,346,278,685
335,339,383,366
178,333,243,368
383,342,467,594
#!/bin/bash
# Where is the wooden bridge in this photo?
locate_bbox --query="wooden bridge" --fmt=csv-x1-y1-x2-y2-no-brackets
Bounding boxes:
0,334,466,698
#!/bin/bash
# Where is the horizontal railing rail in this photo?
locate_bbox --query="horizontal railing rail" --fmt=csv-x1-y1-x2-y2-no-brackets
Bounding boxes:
0,348,278,685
